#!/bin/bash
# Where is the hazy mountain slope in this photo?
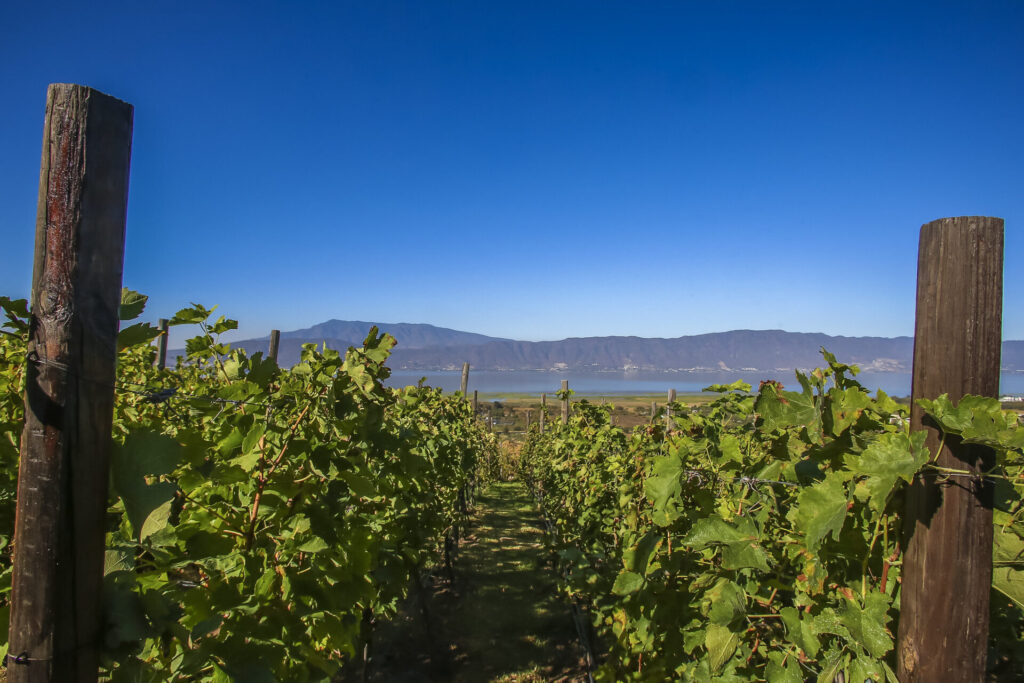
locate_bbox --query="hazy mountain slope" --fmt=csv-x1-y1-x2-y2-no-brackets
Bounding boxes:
280,320,509,349
171,321,1024,374
389,331,915,372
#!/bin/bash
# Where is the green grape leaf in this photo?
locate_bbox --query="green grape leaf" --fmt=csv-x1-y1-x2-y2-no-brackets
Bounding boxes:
111,430,182,541
705,579,746,626
683,516,754,552
918,394,1024,449
103,572,152,648
766,658,804,683
340,471,377,499
140,500,174,541
118,288,148,321
816,650,845,683
756,384,819,436
849,655,885,683
186,531,236,558
170,303,214,325
644,455,683,521
623,531,662,576
791,473,848,553
241,423,266,455
721,539,771,571
297,536,329,553
993,527,1024,609
704,623,740,673
840,592,893,658
846,431,928,512
703,380,752,394
209,315,239,335
780,606,821,657
830,386,872,435
612,570,644,595
117,322,163,351
718,434,743,462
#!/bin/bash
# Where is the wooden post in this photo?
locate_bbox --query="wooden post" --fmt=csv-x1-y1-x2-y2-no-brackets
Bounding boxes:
651,401,656,421
473,390,478,415
666,388,676,427
460,362,469,396
154,318,169,370
897,216,1003,683
268,329,281,364
526,410,531,432
561,379,569,424
540,394,546,434
9,84,133,683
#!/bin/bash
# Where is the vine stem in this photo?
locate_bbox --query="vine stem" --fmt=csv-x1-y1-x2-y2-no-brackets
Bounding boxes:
880,547,901,594
931,430,946,463
178,489,245,534
245,394,320,549
861,513,887,599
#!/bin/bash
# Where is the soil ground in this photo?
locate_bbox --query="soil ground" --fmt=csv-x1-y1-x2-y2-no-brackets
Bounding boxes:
364,482,588,682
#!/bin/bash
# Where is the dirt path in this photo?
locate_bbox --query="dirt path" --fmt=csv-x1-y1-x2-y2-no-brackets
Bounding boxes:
366,481,587,682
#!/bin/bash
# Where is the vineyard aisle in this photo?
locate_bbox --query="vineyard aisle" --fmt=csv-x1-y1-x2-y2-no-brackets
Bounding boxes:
367,481,587,682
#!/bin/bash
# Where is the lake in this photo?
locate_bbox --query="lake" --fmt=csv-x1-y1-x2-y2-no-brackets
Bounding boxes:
385,369,1024,398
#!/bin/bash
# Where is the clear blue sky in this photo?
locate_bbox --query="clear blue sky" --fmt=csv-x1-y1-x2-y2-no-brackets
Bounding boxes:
2,1,1021,344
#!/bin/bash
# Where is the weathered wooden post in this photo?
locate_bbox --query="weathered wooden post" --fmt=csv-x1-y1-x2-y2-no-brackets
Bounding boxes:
268,329,281,364
154,318,169,370
666,388,676,427
9,84,133,683
540,393,546,433
460,362,469,396
651,401,656,421
473,389,479,415
561,379,569,424
526,409,531,432
897,216,1003,683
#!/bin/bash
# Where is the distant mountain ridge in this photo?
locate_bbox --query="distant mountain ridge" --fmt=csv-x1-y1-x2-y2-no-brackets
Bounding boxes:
280,319,509,349
189,321,1024,375
193,320,508,369
389,331,918,373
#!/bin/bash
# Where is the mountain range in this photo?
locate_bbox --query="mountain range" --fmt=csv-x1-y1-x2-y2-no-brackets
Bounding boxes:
179,320,1024,374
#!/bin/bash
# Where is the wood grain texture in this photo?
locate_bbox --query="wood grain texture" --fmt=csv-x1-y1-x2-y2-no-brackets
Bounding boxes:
268,329,281,364
561,379,569,424
9,84,132,683
460,362,469,396
897,216,1003,683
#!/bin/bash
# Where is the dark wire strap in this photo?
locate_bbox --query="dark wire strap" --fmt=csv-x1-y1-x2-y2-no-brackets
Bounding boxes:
6,651,50,665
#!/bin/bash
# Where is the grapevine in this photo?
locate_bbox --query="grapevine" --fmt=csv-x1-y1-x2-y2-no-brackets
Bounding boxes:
520,353,1024,681
0,291,494,680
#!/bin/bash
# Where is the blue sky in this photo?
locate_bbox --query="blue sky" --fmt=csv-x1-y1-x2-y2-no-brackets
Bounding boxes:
1,1,1021,344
